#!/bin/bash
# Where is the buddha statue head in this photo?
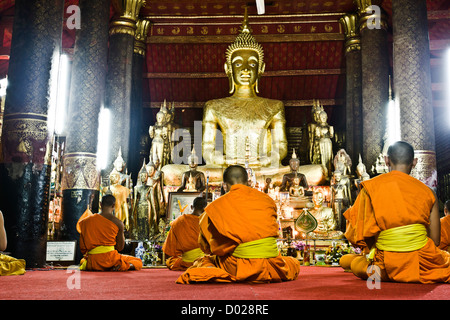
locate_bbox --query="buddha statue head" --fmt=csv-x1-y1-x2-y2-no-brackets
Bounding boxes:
138,161,148,185
109,168,121,185
113,147,126,173
146,158,156,178
289,149,300,172
187,145,199,169
225,8,265,95
313,189,325,208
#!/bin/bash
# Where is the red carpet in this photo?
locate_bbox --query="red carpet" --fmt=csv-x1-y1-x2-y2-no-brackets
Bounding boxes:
0,266,448,301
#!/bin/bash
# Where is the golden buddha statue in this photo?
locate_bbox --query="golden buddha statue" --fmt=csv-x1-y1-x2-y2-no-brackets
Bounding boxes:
314,110,334,176
146,158,165,236
149,103,170,170
161,10,325,188
202,9,287,168
289,177,304,198
112,147,131,187
309,188,344,239
131,161,151,240
103,168,131,229
308,99,324,164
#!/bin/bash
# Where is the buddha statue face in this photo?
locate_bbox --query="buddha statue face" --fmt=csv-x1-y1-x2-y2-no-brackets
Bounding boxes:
230,49,259,88
110,172,120,185
156,111,165,124
319,111,328,124
289,158,300,172
147,165,155,177
313,191,324,207
139,172,148,184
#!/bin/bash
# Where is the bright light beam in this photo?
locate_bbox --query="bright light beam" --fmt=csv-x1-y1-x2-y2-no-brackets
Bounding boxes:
97,107,111,171
55,54,70,135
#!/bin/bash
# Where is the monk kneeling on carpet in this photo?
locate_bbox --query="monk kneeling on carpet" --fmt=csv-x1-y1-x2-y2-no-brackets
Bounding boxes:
176,165,300,284
163,196,207,271
340,141,450,283
78,195,142,271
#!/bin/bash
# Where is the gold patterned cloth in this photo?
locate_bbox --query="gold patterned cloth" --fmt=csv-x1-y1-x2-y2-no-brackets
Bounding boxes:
0,253,26,276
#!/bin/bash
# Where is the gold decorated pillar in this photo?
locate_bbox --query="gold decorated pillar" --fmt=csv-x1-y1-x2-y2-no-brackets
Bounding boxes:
129,18,151,182
60,0,111,261
0,0,64,267
355,0,390,169
392,0,436,186
340,13,362,166
104,0,146,179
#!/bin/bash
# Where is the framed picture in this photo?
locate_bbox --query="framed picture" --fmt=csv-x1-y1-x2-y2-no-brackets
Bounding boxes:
167,192,203,220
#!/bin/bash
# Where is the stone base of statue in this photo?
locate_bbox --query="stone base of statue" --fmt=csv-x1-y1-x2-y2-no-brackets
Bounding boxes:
161,163,326,187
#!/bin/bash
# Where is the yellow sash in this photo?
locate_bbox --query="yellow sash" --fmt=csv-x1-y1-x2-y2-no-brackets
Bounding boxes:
232,237,279,259
79,245,115,270
368,224,428,261
181,248,204,263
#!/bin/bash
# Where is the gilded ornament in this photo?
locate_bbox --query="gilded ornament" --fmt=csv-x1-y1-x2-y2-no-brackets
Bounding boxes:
61,153,100,190
110,0,146,36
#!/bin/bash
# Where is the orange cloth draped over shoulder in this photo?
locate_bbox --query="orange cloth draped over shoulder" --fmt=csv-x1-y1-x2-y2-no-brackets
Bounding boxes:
163,214,204,270
439,215,450,252
78,214,142,271
176,184,300,284
343,171,450,283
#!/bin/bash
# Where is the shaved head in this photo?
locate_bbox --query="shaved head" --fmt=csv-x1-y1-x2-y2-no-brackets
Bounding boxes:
387,141,415,165
223,165,248,186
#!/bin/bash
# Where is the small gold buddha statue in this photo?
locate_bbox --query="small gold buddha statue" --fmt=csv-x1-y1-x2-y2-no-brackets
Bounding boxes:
289,177,304,198
149,103,171,170
309,189,344,239
112,147,131,187
202,8,287,168
314,110,334,176
160,9,325,188
103,168,131,229
177,146,206,192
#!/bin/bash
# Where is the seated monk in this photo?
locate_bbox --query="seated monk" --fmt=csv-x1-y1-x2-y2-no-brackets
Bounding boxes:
439,200,450,252
176,165,300,284
0,210,26,276
78,195,143,271
163,197,207,270
340,141,450,283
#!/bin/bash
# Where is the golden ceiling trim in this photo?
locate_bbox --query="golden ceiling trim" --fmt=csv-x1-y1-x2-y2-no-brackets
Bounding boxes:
143,13,347,20
147,33,344,43
145,99,344,109
143,68,345,79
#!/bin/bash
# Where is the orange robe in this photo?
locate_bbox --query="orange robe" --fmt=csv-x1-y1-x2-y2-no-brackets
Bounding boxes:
344,170,450,283
78,214,142,271
163,214,203,270
176,184,300,284
439,215,450,252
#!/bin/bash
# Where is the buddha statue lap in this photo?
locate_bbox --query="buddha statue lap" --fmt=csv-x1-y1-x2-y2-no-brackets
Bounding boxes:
161,10,325,187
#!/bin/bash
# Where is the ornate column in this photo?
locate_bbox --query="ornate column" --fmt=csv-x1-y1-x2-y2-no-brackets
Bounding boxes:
0,0,64,267
340,13,362,166
129,18,151,182
392,0,437,186
59,0,110,261
104,0,146,179
355,0,390,169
